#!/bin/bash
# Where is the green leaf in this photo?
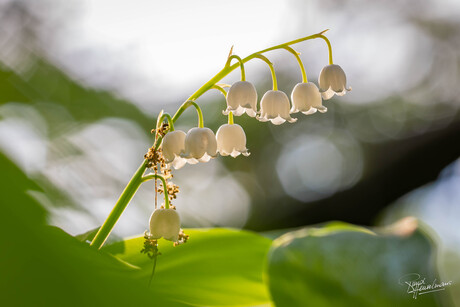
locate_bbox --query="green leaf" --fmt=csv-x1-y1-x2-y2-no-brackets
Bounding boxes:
265,221,444,307
0,59,154,134
75,227,100,242
103,228,273,306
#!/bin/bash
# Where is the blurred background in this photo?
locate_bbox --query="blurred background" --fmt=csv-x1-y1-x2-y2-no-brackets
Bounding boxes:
0,0,459,302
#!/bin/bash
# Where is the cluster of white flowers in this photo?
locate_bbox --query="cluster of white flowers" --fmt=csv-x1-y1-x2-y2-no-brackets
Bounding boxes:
161,64,350,171
91,31,353,252
236,63,350,123
161,120,249,170
147,36,351,244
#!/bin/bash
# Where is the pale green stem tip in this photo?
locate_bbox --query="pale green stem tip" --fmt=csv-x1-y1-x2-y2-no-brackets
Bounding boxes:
254,53,278,91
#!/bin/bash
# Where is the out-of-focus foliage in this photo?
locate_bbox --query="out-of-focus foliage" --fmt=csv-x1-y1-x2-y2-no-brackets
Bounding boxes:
103,229,272,306
0,61,152,131
266,221,444,307
0,154,450,306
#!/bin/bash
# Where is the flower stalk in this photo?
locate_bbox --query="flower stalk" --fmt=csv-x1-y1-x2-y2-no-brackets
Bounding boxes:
319,34,334,65
228,111,234,125
141,174,171,209
283,46,308,83
158,113,175,131
226,54,246,81
253,53,277,91
211,84,228,97
172,100,204,128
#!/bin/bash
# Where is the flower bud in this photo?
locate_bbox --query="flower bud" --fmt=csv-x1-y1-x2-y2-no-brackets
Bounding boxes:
149,208,181,241
181,127,218,163
290,82,327,115
318,64,351,100
162,130,187,169
216,124,250,158
257,90,297,125
223,81,258,117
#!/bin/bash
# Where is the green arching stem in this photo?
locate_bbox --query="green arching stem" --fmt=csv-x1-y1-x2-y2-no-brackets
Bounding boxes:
90,29,334,249
283,46,308,83
172,100,204,128
253,53,277,91
176,30,333,109
212,84,234,124
141,174,170,209
318,34,333,65
211,84,228,97
228,112,234,125
158,113,175,131
226,55,246,81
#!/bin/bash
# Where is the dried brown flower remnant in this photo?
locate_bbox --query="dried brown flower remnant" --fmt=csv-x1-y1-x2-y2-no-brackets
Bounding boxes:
144,147,166,169
152,122,169,138
174,229,189,247
158,181,180,201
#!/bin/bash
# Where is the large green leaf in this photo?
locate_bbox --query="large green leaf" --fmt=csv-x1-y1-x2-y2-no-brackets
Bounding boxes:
265,221,448,307
103,228,273,306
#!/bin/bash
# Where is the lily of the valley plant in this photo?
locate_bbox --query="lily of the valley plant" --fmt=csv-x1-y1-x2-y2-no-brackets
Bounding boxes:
90,29,351,261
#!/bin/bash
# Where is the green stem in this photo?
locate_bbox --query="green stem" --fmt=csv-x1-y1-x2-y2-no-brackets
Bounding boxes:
155,110,164,131
141,174,170,209
212,84,228,97
90,160,148,249
318,34,333,65
228,112,234,125
226,55,246,81
253,53,277,91
283,46,308,83
174,29,331,109
172,100,204,128
158,113,175,131
90,29,332,249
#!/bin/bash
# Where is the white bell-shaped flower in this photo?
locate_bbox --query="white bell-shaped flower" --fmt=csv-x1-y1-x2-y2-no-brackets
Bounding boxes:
290,82,327,115
216,124,250,158
318,64,351,100
223,81,258,117
149,208,181,241
161,130,187,169
257,90,297,125
181,127,218,163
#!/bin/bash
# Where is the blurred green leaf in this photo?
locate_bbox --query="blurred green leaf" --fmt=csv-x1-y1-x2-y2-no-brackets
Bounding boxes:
0,151,180,306
103,228,273,306
0,60,153,134
75,227,101,243
265,221,443,307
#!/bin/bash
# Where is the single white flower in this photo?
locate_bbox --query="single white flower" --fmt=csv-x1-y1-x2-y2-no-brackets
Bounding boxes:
149,208,181,241
181,127,218,163
290,82,327,115
161,130,187,169
216,124,250,158
257,90,297,125
318,64,351,100
223,81,258,117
